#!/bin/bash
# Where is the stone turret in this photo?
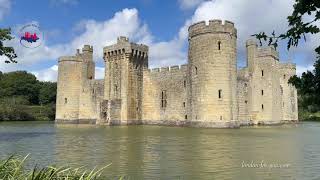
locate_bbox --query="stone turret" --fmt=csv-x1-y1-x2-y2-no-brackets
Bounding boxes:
102,37,148,124
187,20,238,127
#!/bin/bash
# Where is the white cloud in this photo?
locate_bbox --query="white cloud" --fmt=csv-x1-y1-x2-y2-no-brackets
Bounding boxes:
0,8,153,79
95,67,104,79
296,65,314,77
0,0,11,20
178,0,206,10
32,65,58,82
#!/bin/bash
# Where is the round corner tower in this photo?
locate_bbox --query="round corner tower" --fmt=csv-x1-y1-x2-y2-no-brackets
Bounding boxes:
187,19,238,124
56,55,83,122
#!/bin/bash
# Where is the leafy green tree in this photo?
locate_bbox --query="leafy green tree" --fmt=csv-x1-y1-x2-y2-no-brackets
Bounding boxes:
39,82,57,105
0,71,40,104
0,28,17,63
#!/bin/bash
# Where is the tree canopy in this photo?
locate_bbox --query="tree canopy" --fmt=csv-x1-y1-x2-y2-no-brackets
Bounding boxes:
0,28,17,63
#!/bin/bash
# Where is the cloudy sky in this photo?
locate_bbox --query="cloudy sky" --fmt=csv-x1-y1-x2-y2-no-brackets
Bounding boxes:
0,0,318,81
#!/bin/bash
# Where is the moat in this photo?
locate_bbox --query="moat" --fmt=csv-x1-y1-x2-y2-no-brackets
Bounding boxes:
0,121,319,179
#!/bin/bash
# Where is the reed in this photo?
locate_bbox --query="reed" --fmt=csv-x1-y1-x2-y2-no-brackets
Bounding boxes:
0,155,111,180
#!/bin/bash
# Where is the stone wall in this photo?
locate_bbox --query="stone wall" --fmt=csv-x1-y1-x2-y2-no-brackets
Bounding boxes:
279,63,298,121
142,65,188,122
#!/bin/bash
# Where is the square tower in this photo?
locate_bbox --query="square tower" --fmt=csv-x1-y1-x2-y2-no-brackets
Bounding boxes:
103,37,148,124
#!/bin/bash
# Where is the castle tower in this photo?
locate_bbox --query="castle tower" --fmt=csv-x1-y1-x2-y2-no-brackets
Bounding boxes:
187,20,238,127
56,45,96,123
246,39,257,72
103,37,148,124
56,53,83,123
80,45,95,80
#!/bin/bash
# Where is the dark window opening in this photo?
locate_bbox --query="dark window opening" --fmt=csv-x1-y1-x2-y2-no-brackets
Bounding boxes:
218,89,222,99
161,90,167,108
261,90,264,96
262,104,264,110
183,102,186,107
183,80,186,88
284,74,286,79
245,100,248,104
218,41,221,50
261,70,264,77
220,116,222,120
89,76,93,79
280,86,283,95
195,66,198,75
185,115,187,120
64,98,67,104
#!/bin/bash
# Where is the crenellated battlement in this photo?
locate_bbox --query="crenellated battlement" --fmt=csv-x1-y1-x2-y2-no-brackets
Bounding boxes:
256,46,279,60
188,19,237,39
103,36,148,60
58,56,81,63
149,64,188,74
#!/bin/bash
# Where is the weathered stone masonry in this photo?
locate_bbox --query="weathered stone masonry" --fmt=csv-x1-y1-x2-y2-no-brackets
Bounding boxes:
55,20,298,128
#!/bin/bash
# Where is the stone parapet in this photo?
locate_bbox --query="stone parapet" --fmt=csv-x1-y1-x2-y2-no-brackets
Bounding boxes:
188,19,237,39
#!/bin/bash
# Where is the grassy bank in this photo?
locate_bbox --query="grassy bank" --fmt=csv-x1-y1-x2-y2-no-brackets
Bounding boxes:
0,104,55,121
0,155,109,180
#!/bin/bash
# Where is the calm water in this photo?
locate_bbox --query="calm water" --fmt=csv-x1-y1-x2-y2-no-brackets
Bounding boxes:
0,121,319,179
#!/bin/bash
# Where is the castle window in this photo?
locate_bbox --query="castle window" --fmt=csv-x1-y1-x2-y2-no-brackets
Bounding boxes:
245,100,248,104
122,48,125,53
118,49,121,54
104,52,106,58
283,102,284,107
218,41,221,50
261,70,264,76
244,83,247,87
185,115,187,120
114,85,118,94
280,86,283,95
183,102,186,107
220,116,222,120
195,66,198,75
183,80,186,88
218,89,222,99
283,74,286,79
64,98,67,104
261,90,264,96
161,90,167,108
262,104,264,110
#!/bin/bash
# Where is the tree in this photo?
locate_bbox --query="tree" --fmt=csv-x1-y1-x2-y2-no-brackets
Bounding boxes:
0,28,17,63
253,0,319,55
39,82,57,105
0,71,40,104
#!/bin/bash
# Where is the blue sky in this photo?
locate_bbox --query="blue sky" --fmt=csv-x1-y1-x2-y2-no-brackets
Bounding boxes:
0,0,318,81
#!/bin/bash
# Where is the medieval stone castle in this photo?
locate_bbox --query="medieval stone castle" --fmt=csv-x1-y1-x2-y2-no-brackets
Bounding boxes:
55,19,298,128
